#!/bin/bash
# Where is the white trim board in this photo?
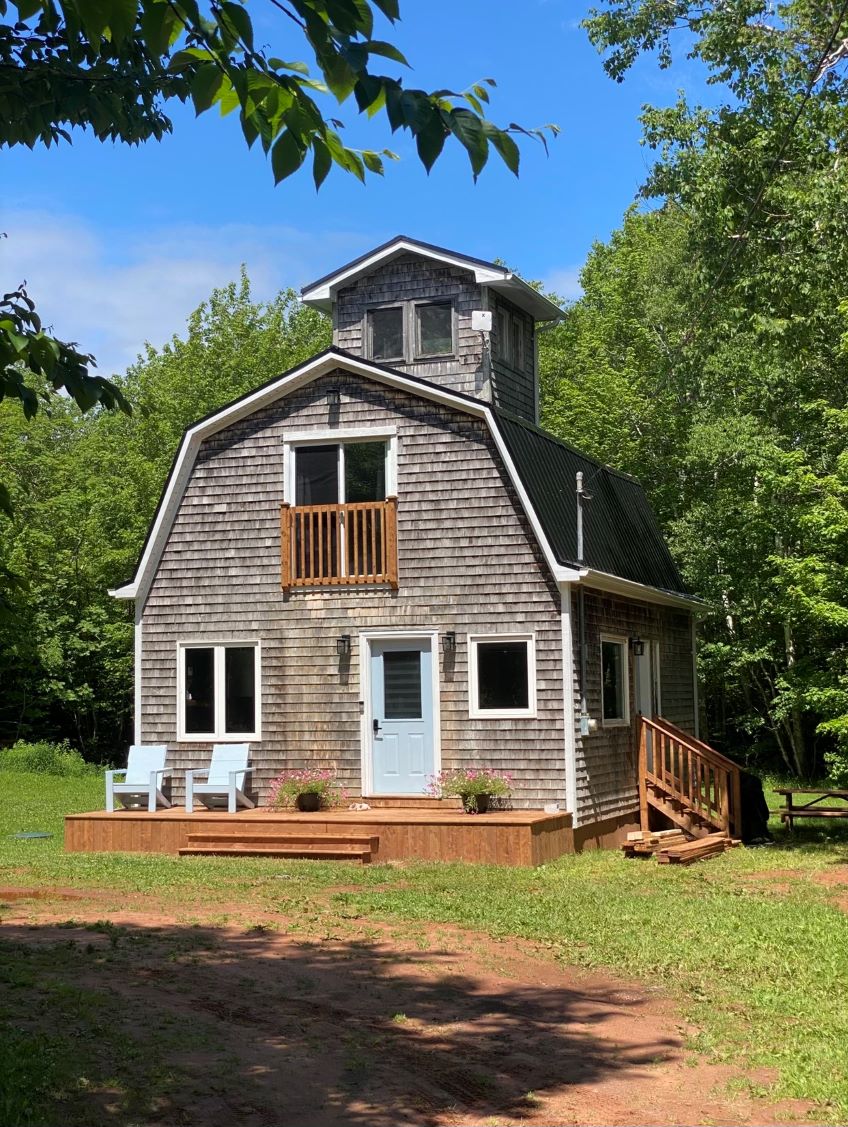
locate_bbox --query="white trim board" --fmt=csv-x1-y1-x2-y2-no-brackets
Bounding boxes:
175,639,262,743
357,629,441,797
559,582,578,823
467,633,538,720
301,236,562,322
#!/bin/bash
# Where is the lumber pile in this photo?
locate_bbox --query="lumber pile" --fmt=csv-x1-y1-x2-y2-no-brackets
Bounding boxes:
622,829,739,865
621,828,688,858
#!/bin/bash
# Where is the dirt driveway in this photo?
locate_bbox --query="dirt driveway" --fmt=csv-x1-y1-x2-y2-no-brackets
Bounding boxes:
0,889,815,1127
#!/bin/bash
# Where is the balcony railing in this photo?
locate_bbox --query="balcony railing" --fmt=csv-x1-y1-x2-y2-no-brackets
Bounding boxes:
280,498,398,592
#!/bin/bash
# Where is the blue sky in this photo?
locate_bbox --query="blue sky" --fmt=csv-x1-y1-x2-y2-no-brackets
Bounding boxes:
3,0,710,374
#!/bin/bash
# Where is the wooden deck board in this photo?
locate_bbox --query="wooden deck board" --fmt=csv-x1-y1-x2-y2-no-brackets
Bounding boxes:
64,806,573,867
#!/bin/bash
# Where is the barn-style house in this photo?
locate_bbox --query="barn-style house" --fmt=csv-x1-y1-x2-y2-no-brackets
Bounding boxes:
66,236,741,865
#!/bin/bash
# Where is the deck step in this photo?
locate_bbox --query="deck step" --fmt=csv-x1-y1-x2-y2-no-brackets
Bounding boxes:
180,843,373,862
185,832,378,848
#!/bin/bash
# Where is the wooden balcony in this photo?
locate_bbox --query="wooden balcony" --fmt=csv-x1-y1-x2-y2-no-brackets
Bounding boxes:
280,497,398,592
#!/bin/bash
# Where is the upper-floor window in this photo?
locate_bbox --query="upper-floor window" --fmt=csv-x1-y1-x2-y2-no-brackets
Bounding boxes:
368,307,404,362
367,301,454,363
496,307,527,372
295,441,387,505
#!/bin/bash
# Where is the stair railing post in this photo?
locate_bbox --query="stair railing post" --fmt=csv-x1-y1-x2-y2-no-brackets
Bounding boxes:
638,717,649,832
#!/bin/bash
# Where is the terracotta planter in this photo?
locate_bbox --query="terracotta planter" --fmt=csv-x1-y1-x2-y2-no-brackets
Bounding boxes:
461,792,490,814
296,792,321,812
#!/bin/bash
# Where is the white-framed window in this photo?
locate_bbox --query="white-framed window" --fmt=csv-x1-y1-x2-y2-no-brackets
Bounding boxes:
177,641,261,741
468,634,537,719
600,634,629,726
282,428,398,505
365,300,455,363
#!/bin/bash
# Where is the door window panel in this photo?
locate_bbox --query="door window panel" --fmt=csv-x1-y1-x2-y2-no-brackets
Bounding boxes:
383,651,422,719
295,445,339,505
345,442,387,502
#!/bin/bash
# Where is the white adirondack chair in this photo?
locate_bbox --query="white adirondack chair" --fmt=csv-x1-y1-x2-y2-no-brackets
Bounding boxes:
105,745,171,812
185,744,254,814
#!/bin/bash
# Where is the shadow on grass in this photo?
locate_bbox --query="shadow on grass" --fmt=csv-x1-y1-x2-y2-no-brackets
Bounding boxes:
0,916,681,1127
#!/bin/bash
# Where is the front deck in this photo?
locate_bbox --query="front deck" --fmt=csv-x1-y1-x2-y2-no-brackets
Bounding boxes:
64,805,573,867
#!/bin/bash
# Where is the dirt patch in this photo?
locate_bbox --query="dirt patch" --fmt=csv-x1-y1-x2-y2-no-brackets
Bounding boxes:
813,865,848,913
737,869,806,896
0,895,819,1127
0,885,86,902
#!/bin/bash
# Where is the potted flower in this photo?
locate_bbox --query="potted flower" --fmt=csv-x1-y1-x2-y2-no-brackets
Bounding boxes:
267,768,342,812
427,768,513,814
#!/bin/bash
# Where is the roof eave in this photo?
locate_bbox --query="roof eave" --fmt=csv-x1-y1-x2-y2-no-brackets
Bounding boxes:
577,567,703,611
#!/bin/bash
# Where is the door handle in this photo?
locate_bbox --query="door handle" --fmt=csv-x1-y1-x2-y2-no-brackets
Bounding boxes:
372,718,382,736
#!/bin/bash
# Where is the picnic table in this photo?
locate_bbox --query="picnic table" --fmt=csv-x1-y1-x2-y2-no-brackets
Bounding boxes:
774,788,848,830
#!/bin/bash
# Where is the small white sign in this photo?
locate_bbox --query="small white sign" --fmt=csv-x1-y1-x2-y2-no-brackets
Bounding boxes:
471,310,492,332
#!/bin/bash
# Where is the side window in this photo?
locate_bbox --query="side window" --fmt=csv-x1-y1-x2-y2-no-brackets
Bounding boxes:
601,636,629,725
179,643,260,740
415,302,453,358
469,635,536,718
368,306,404,361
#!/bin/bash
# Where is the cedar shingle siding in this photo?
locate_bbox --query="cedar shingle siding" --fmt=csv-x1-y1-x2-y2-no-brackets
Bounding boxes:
141,370,566,807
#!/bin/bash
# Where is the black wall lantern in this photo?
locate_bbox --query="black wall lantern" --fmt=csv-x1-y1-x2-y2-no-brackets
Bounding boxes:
441,630,456,653
336,634,351,656
327,387,341,406
630,636,645,657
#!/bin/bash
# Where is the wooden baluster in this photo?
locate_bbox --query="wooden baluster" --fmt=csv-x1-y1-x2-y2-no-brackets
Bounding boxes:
317,509,324,580
718,767,729,834
297,509,305,581
351,504,360,577
370,504,378,580
386,495,398,589
731,765,742,840
280,503,291,591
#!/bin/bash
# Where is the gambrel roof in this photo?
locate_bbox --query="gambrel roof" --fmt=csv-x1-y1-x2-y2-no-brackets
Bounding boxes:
301,235,563,322
112,348,695,609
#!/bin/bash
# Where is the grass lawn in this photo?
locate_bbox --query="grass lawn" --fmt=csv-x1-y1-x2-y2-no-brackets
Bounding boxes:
2,770,848,1124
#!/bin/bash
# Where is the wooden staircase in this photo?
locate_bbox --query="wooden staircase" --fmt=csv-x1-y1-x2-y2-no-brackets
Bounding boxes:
179,832,379,863
639,716,742,839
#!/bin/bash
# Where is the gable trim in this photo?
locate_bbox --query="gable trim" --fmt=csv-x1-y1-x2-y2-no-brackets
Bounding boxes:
301,236,562,322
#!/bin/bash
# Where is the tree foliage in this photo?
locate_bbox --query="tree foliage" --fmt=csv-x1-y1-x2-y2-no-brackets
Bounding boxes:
0,275,330,756
1,0,557,425
539,0,848,777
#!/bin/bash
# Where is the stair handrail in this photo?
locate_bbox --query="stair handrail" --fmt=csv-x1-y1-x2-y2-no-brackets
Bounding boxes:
643,715,742,774
638,714,742,838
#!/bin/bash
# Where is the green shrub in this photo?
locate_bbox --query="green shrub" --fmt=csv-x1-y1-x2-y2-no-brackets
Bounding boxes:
0,740,100,777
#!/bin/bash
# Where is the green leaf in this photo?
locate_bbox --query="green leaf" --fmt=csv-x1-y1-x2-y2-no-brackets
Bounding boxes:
312,138,331,189
190,63,226,115
483,122,520,176
448,108,488,178
13,0,42,19
271,129,306,184
219,1,253,51
362,149,384,174
415,112,447,173
365,40,409,66
371,0,399,20
139,1,181,57
268,58,310,75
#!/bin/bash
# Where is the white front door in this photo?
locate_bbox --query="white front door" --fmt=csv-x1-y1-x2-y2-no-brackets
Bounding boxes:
368,638,435,795
635,643,660,769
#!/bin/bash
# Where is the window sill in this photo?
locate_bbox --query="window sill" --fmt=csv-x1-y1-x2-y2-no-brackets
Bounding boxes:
600,718,630,729
177,733,260,743
469,710,537,720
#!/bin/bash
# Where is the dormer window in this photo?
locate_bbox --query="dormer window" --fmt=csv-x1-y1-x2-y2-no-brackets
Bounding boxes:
366,300,455,363
368,306,404,362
